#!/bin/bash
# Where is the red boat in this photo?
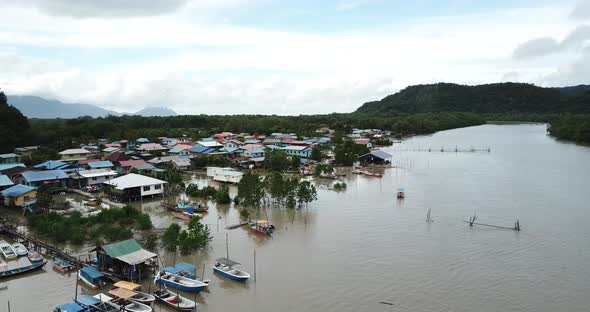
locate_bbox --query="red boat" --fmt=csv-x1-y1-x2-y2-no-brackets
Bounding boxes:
173,212,191,221
364,172,383,178
248,220,275,236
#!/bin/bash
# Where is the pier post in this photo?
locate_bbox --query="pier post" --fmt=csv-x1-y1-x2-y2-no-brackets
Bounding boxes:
253,249,257,282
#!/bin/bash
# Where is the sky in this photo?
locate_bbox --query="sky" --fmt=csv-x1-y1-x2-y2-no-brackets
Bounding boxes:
0,0,589,115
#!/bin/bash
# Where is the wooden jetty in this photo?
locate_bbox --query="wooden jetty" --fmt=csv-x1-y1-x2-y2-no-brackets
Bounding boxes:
0,223,86,268
390,147,491,153
464,214,520,231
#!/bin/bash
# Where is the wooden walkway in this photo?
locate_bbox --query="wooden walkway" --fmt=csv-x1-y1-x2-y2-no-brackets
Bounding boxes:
390,147,491,153
0,224,86,268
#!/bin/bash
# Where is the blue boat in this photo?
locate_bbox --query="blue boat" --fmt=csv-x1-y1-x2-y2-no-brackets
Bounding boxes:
75,294,119,312
78,266,110,289
212,258,250,282
54,302,88,312
161,262,210,282
0,259,47,279
157,270,208,293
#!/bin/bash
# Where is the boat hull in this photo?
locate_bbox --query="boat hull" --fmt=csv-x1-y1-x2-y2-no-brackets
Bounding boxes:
0,259,47,279
158,275,207,293
78,271,98,289
153,289,196,311
213,267,249,282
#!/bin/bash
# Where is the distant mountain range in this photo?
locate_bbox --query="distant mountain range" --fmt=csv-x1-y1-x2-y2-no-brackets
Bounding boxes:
7,95,177,118
356,83,590,114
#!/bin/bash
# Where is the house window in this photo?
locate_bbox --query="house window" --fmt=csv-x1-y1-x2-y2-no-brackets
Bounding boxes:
92,177,98,181
143,186,150,192
154,184,162,190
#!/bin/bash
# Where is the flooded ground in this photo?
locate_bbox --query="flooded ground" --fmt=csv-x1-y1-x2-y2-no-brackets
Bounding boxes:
2,124,590,312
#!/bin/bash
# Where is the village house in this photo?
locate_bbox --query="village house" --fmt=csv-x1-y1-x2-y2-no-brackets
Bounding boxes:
136,143,168,153
177,135,193,144
20,170,69,190
223,139,243,149
92,239,158,282
106,151,132,164
354,138,372,148
0,153,20,164
283,145,312,158
13,146,39,157
358,150,392,165
197,140,223,148
262,138,282,145
81,145,100,153
58,148,90,161
0,174,14,191
1,184,37,210
70,169,118,188
33,160,70,171
104,173,167,200
118,159,147,174
188,146,215,156
136,138,150,144
207,167,243,183
102,147,120,154
148,156,191,170
242,147,265,158
0,166,29,184
87,160,115,170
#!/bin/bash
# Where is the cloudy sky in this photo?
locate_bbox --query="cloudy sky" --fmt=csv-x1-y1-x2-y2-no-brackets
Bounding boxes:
0,0,589,115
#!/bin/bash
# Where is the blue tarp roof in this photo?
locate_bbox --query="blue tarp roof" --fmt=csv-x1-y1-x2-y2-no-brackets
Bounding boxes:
161,266,182,274
1,184,36,197
0,163,25,171
0,175,14,187
21,170,68,182
88,161,114,168
80,266,103,280
33,160,68,170
175,262,198,271
0,153,18,159
76,294,100,307
55,303,85,312
189,146,213,153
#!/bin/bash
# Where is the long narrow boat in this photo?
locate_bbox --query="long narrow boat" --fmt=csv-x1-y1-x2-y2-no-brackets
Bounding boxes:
173,212,191,221
78,266,110,289
153,288,197,311
11,243,28,256
93,293,152,312
0,259,47,279
112,281,155,304
161,262,210,283
27,251,44,262
0,241,17,259
213,258,250,282
157,271,208,293
364,172,383,178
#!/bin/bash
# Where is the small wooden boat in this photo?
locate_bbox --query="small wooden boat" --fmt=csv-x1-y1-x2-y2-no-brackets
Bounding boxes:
173,212,191,221
157,271,208,293
396,188,405,199
364,172,383,178
0,259,47,279
153,288,197,311
0,241,17,259
248,219,275,236
112,281,155,304
78,266,110,289
27,251,44,262
52,257,75,273
178,201,209,213
11,243,28,256
213,258,250,282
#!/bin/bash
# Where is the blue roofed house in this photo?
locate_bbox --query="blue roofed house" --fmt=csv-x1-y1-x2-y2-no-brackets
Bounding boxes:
87,160,115,170
20,170,69,190
33,160,70,170
0,163,26,172
0,174,14,191
358,150,392,165
1,184,37,210
168,147,191,157
283,146,312,158
188,145,215,156
0,153,20,164
243,148,265,158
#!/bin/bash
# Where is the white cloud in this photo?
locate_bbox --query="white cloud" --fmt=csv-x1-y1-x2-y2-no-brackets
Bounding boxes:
570,0,590,20
0,2,586,115
337,0,370,11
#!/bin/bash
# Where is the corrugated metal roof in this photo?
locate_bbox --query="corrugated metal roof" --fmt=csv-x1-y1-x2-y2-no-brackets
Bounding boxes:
101,239,142,258
0,153,18,159
103,173,166,190
88,161,114,168
189,146,212,153
1,184,36,197
0,175,14,187
58,148,90,155
0,163,26,171
33,160,68,170
21,170,68,182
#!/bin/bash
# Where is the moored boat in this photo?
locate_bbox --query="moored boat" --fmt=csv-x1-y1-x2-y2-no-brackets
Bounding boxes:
54,302,88,312
11,242,28,256
153,288,197,311
173,212,191,221
112,281,155,304
157,271,208,293
0,241,17,259
27,250,44,262
161,262,210,283
52,257,75,273
248,219,275,236
396,188,405,199
78,266,110,289
0,259,47,279
364,172,383,178
94,293,152,312
213,258,250,282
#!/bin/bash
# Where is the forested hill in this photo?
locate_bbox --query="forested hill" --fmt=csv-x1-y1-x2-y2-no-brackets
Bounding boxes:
357,83,590,114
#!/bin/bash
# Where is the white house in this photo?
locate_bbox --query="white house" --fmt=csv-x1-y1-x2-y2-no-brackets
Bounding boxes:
103,173,167,199
206,167,243,183
283,145,312,158
74,169,118,187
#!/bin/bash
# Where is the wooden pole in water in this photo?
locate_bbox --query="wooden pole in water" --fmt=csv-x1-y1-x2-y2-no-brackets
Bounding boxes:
74,266,80,302
201,263,205,282
7,301,10,312
226,232,229,259
253,249,256,282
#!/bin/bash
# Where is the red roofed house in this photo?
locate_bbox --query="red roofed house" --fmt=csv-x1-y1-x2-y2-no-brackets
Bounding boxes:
118,159,146,174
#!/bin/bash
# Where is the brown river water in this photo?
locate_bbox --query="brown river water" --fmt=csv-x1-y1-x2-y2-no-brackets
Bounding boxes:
1,124,590,312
